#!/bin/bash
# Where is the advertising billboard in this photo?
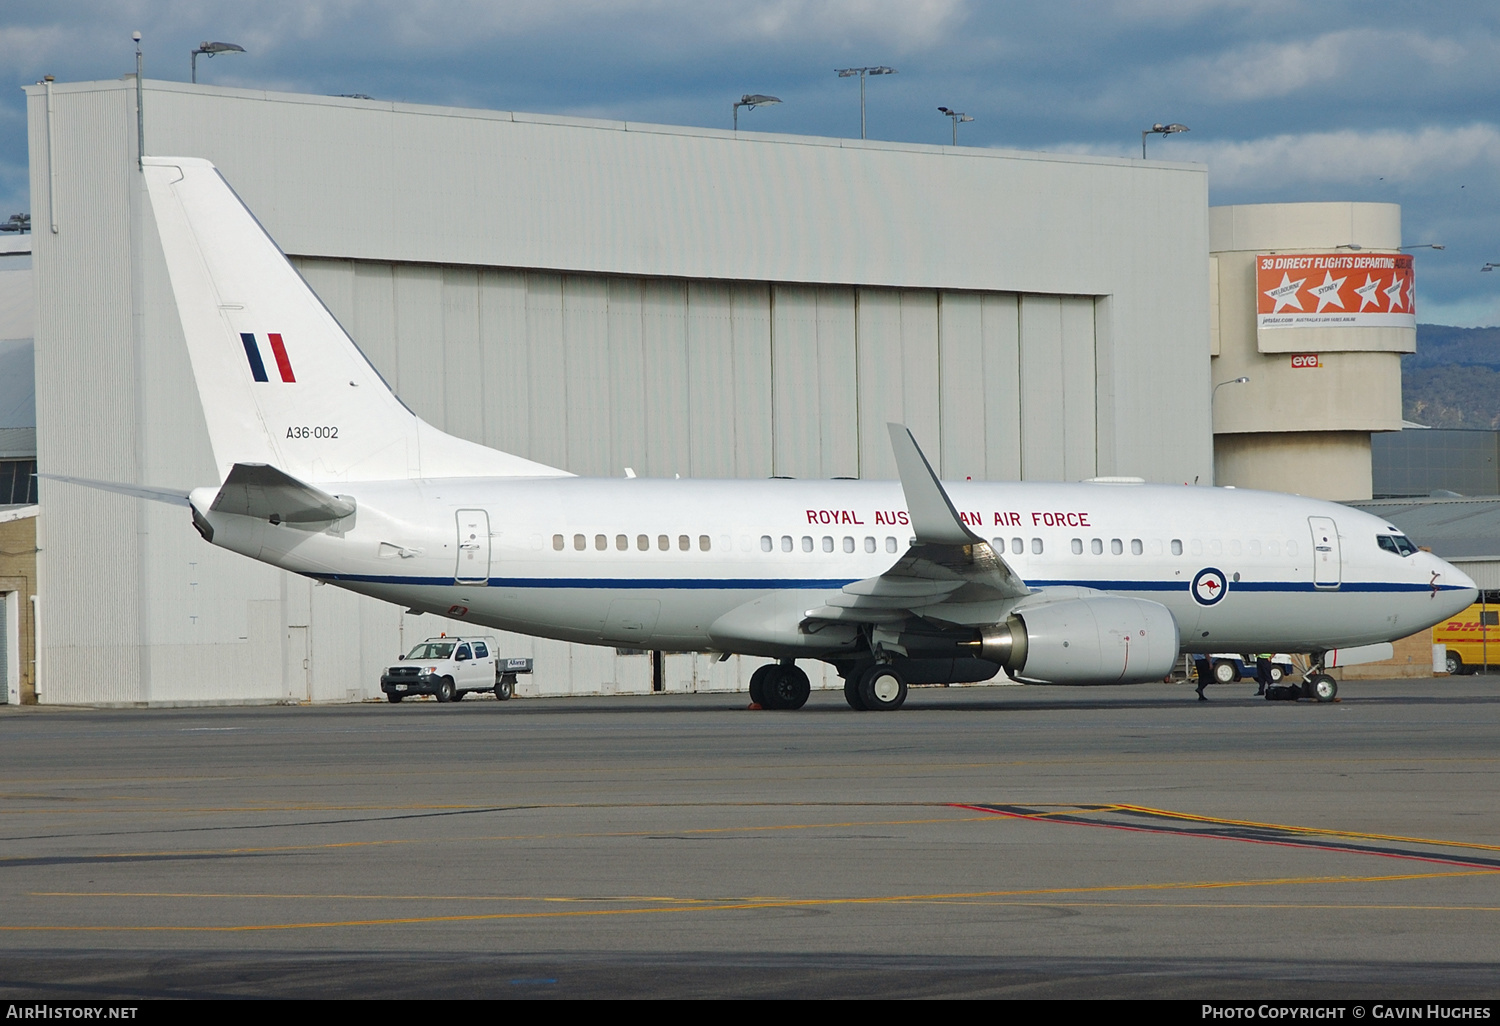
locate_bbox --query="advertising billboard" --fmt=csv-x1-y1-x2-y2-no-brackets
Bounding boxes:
1256,253,1415,330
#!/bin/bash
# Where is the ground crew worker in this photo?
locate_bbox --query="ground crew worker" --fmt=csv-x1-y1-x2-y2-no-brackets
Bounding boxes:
1195,655,1212,701
1254,654,1273,696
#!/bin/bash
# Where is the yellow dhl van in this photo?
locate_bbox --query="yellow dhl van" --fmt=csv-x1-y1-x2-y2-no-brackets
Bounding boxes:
1433,603,1500,675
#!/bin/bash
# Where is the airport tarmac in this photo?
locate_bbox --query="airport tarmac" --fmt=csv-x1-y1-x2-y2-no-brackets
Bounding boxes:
1,677,1498,999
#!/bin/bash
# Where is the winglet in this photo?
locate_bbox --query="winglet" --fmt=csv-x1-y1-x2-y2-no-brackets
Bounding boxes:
887,424,983,547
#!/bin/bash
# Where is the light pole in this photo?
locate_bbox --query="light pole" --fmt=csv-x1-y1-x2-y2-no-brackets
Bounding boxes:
133,31,143,170
1483,263,1500,273
1142,122,1188,159
192,40,245,83
836,66,896,139
1212,376,1250,430
1399,244,1445,251
732,93,781,131
938,106,973,145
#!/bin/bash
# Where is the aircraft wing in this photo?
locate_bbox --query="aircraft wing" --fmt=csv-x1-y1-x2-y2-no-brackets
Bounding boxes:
804,425,1032,627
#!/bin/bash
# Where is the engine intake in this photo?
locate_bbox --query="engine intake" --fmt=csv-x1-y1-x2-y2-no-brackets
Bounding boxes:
970,596,1179,685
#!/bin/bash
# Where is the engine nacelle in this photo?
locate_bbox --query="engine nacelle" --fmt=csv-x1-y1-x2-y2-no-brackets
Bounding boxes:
973,596,1179,685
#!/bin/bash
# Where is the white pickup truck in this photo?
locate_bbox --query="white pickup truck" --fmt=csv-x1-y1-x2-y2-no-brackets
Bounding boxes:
380,636,532,703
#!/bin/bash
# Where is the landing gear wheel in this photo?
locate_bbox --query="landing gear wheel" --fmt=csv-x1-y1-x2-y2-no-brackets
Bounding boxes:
1309,673,1337,703
748,665,773,707
843,675,867,711
764,664,810,710
436,677,456,703
386,692,403,703
1446,651,1464,676
494,678,513,701
858,665,908,712
1212,660,1238,685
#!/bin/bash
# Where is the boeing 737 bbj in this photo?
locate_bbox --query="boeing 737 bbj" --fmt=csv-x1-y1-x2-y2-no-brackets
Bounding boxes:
53,158,1477,710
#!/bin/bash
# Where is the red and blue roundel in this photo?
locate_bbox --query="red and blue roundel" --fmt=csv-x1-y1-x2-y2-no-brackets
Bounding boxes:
1192,567,1228,606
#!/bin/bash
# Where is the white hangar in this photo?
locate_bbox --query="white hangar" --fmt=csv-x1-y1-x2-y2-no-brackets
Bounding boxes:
24,77,1212,704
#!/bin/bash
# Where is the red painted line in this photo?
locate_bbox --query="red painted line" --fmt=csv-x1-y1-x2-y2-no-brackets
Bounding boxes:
951,804,1500,871
266,332,295,383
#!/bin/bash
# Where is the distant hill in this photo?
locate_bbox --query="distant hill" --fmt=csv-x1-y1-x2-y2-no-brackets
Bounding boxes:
1404,325,1500,428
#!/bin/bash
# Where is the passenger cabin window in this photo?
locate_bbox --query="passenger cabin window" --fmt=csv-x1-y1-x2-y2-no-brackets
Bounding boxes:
574,534,586,551
1111,539,1123,555
638,534,650,551
782,536,793,552
1071,538,1083,554
1031,538,1043,555
617,534,628,551
865,537,876,553
761,535,773,552
1171,539,1183,556
822,536,834,552
699,535,712,551
1091,538,1103,555
885,537,898,553
596,534,607,551
679,535,690,551
1131,539,1143,555
658,535,670,551
843,536,855,553
553,534,565,551
802,536,813,552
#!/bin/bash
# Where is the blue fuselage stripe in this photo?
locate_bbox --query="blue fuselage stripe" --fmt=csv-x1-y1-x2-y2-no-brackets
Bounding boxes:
308,572,1465,594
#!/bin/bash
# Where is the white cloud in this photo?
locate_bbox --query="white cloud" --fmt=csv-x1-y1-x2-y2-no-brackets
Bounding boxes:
1179,123,1500,190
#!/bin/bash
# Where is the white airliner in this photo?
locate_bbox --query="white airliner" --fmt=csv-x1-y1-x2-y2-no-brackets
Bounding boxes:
54,158,1477,711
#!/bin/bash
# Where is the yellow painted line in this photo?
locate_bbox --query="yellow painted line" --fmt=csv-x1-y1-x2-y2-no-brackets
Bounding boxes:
1110,803,1500,853
8,882,1500,934
0,815,992,864
29,867,1500,904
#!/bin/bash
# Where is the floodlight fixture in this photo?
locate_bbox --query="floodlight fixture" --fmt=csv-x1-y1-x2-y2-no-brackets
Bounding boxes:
1141,122,1189,159
1399,244,1445,251
732,93,782,131
192,40,246,83
938,107,974,145
1483,263,1500,273
836,66,897,139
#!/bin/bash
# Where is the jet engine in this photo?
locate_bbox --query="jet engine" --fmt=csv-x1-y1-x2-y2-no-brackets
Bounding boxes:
970,595,1179,685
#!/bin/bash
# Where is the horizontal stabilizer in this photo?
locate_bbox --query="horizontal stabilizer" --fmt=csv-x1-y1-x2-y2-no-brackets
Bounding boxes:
210,463,355,524
41,474,191,507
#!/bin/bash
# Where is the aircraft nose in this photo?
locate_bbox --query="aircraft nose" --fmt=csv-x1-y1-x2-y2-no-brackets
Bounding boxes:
1432,556,1478,612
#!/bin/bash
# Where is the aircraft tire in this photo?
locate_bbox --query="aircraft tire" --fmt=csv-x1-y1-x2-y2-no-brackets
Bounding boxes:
436,677,456,703
766,665,810,710
858,665,907,712
1309,674,1338,703
749,665,772,707
843,676,867,711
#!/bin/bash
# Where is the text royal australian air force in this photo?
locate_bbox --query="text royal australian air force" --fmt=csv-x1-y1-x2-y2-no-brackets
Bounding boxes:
805,507,1090,529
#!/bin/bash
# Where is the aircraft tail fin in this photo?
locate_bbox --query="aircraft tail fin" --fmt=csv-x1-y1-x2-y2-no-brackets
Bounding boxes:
142,157,568,484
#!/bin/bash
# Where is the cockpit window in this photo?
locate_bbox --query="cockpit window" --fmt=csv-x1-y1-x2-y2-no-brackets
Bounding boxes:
1377,533,1418,557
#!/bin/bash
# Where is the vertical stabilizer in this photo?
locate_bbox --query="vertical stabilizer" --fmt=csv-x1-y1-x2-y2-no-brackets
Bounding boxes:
142,157,568,484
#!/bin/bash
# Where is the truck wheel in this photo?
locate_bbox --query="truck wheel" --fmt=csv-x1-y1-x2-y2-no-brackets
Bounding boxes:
1212,660,1238,685
386,693,403,703
436,677,456,703
495,678,513,700
1268,666,1283,683
1446,651,1464,676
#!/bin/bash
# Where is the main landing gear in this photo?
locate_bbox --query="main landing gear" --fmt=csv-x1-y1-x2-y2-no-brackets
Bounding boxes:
844,664,908,712
749,662,811,710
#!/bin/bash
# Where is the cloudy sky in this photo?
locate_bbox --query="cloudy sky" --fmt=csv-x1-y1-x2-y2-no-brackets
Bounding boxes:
5,1,1500,325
